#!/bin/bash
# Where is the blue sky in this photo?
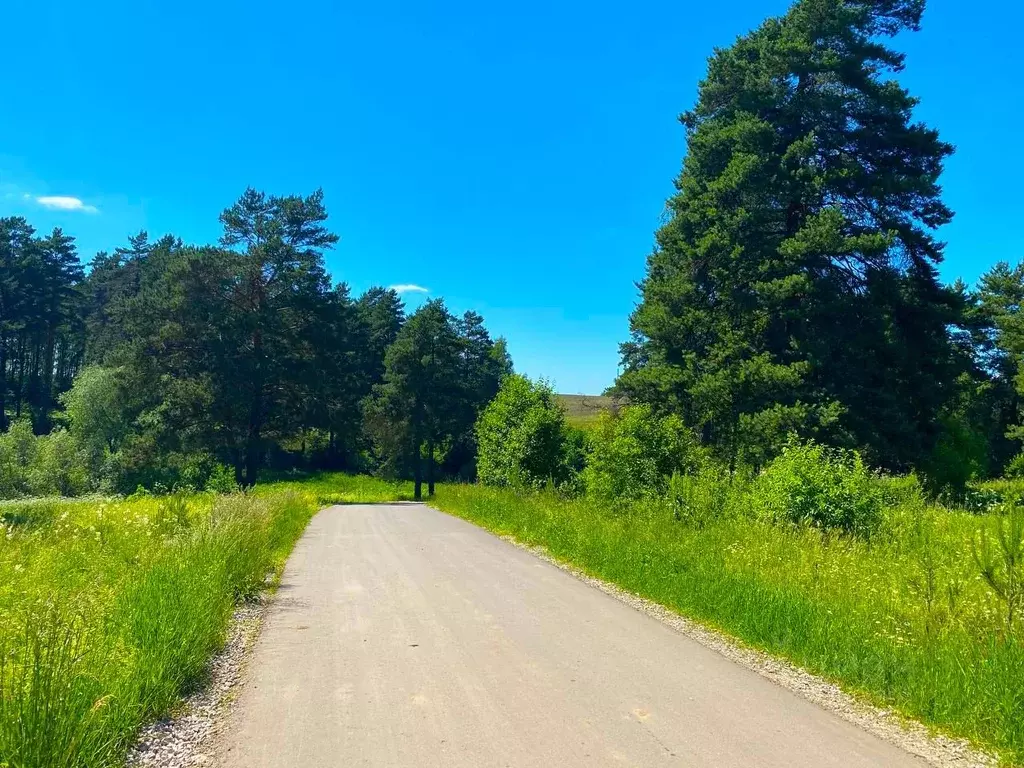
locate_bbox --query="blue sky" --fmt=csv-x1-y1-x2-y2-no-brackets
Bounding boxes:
1,0,1020,394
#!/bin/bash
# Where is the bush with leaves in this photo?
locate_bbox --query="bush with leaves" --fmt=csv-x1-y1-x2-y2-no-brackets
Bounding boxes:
28,430,91,497
475,375,578,489
0,419,90,498
584,404,702,500
1005,452,1024,479
0,419,37,497
756,439,883,538
60,366,129,477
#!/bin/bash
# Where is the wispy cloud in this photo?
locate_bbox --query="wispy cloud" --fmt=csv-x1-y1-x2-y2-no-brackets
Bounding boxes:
390,284,429,294
35,195,99,214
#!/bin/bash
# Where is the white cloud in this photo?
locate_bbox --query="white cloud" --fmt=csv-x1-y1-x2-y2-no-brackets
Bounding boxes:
35,195,99,214
390,284,429,294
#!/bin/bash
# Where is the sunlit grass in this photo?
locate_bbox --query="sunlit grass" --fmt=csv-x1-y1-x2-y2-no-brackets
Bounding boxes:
0,472,409,768
255,472,415,505
431,484,1024,764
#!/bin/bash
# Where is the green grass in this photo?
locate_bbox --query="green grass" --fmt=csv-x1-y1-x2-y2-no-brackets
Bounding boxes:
430,483,1024,764
254,472,415,505
0,472,406,768
6,470,1021,764
556,394,617,429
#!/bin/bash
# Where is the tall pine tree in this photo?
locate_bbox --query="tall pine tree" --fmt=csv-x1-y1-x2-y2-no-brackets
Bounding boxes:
618,0,957,470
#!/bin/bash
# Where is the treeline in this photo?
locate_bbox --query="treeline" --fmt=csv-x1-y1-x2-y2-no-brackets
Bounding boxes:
0,190,509,497
610,0,1024,493
0,221,84,431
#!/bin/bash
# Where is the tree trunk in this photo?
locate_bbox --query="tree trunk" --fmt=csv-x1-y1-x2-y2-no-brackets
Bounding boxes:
243,436,260,487
42,319,56,430
15,336,24,418
243,326,264,488
243,397,262,487
413,447,423,500
234,449,245,487
0,331,7,432
427,436,435,497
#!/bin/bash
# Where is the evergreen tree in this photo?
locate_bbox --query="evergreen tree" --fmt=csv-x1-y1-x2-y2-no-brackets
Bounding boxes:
617,0,956,471
967,261,1024,468
0,220,85,431
82,231,155,364
442,310,512,477
356,287,406,389
0,218,35,431
364,300,511,493
112,189,340,484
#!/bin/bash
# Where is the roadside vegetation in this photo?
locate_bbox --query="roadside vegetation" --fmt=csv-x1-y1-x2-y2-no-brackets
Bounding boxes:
3,0,1024,765
0,474,403,768
444,431,1024,760
1,191,508,500
469,376,1024,761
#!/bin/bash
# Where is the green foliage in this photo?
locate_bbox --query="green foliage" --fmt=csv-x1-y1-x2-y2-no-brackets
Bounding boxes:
756,439,883,538
28,429,90,498
919,384,990,498
872,472,926,508
616,0,959,475
1006,452,1024,479
583,404,702,500
0,218,85,433
1,188,512,497
0,420,90,498
206,463,239,494
0,489,318,768
973,509,1024,635
60,366,128,473
666,466,750,527
364,299,507,497
476,375,578,489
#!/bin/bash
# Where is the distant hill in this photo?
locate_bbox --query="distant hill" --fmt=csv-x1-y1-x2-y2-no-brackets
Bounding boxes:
555,394,620,428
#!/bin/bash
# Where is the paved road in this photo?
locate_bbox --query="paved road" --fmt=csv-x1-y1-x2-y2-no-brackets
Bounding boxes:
217,504,924,767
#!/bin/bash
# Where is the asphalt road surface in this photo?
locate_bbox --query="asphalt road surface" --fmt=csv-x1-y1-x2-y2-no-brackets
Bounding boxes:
216,503,925,767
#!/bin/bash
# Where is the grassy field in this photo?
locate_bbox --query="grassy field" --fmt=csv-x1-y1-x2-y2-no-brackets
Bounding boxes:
5,470,1022,765
0,473,405,768
555,393,618,429
431,483,1024,764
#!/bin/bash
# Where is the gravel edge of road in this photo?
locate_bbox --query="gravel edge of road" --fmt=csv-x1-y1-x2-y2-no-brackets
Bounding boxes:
126,598,268,768
497,535,999,768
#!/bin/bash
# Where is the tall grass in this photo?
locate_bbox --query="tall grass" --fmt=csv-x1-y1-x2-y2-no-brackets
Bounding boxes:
0,491,317,767
0,471,411,768
431,482,1024,763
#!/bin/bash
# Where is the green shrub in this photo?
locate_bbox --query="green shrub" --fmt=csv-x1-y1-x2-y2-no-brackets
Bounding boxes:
206,463,240,493
476,375,579,489
756,439,883,538
920,407,988,498
584,404,702,500
60,366,129,477
0,421,91,498
28,430,91,497
666,465,750,526
872,472,925,508
0,419,38,497
1005,452,1024,479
